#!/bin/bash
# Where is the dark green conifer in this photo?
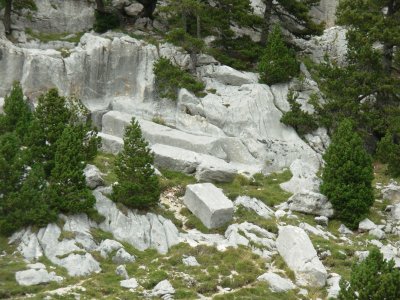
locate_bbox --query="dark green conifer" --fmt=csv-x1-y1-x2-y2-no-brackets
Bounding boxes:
320,119,374,229
339,248,400,299
47,125,95,214
112,117,160,209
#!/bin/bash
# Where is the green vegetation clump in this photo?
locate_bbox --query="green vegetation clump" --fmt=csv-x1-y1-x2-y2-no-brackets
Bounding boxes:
338,248,400,299
0,85,99,235
280,90,318,136
112,117,160,209
153,57,205,100
93,10,120,33
376,131,400,178
258,26,299,85
320,119,374,229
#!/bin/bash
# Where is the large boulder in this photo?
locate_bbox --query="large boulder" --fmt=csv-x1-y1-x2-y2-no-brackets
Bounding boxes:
234,196,274,219
84,164,104,189
280,159,321,194
151,144,237,183
94,190,180,254
184,183,234,229
15,269,63,286
257,272,296,293
286,191,334,217
198,65,258,86
276,226,328,287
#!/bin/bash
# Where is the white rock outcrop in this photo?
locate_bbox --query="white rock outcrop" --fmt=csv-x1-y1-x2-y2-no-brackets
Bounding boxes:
358,218,377,232
16,269,63,286
84,164,104,189
120,278,139,289
276,226,328,287
327,273,341,299
382,182,400,202
184,183,234,229
234,196,274,219
182,256,200,267
151,280,175,297
257,272,296,293
94,190,180,254
286,191,334,217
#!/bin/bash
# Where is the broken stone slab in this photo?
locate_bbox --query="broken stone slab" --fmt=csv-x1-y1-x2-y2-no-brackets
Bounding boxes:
120,278,139,289
84,164,104,189
338,224,353,235
358,218,377,232
276,225,327,287
27,263,46,270
286,191,334,217
315,216,328,226
112,248,135,264
182,256,200,267
94,190,180,254
151,143,237,183
98,132,123,155
257,272,296,293
116,265,129,279
381,181,400,202
58,253,101,277
151,279,175,297
280,160,321,194
184,183,234,229
369,228,385,240
97,239,124,258
234,196,274,219
198,65,258,86
16,269,63,286
327,273,341,299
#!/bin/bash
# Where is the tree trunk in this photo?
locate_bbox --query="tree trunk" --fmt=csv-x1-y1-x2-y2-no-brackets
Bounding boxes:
196,14,201,39
137,0,158,19
260,0,273,46
95,0,105,12
4,0,12,35
190,51,197,74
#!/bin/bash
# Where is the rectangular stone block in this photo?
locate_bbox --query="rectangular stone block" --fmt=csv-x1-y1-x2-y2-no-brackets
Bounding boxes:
184,183,233,229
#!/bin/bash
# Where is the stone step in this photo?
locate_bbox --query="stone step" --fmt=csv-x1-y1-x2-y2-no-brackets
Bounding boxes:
151,144,237,183
98,132,123,155
101,111,256,164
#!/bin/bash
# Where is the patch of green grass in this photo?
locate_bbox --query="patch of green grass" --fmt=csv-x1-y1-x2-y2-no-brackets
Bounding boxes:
217,171,292,207
158,169,196,194
213,282,298,300
91,152,117,185
25,29,84,44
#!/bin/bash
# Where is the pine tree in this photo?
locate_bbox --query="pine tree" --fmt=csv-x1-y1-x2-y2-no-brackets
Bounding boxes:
112,117,160,209
338,248,400,299
320,119,374,229
258,26,300,85
0,82,32,138
47,126,95,214
0,164,56,236
260,0,323,45
26,88,71,175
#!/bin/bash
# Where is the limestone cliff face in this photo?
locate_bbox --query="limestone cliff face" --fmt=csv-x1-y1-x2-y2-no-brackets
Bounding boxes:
0,31,322,176
311,0,339,28
10,0,95,33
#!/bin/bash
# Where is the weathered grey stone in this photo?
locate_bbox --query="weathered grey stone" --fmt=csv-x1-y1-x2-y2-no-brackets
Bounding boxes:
257,272,296,293
338,224,353,235
276,226,327,287
380,245,400,268
355,251,369,262
58,253,101,277
116,265,129,279
315,216,328,226
94,190,180,254
151,143,237,183
286,191,334,217
124,3,144,16
280,160,321,194
182,256,200,267
84,164,104,189
120,278,139,289
358,218,377,232
12,0,95,34
112,248,135,264
310,0,339,28
234,196,274,219
98,133,123,155
97,239,123,258
327,273,341,299
369,228,385,240
151,280,175,296
391,204,400,220
382,182,400,202
16,269,62,286
198,65,258,86
184,183,234,229
27,263,46,270
10,228,43,261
